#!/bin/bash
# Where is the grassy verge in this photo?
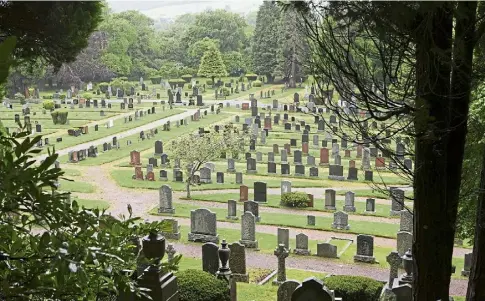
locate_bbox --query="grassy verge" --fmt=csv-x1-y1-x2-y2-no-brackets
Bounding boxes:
59,179,96,193
76,199,110,210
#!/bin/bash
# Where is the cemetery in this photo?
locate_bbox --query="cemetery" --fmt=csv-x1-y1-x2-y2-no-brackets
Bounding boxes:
1,2,482,301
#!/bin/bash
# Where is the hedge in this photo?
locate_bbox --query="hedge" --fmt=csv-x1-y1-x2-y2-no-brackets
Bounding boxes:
181,74,192,83
177,270,229,301
281,192,310,208
150,77,162,84
51,110,69,125
252,80,263,87
246,73,258,81
42,100,54,110
324,275,384,301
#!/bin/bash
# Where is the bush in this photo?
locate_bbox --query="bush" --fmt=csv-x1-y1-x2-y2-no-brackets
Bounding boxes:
14,92,26,104
81,92,92,100
150,76,162,84
324,275,384,301
51,110,69,125
98,82,109,93
168,78,186,89
181,74,192,83
252,80,263,87
178,270,229,301
281,192,310,208
42,100,54,110
188,84,192,89
222,87,230,96
246,73,258,81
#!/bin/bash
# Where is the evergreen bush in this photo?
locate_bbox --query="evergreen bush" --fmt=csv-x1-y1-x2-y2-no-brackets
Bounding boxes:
42,100,54,110
246,73,258,81
280,192,310,208
178,270,229,301
324,275,384,301
252,80,263,87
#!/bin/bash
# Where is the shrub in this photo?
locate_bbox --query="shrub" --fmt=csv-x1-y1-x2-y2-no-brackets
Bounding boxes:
324,275,384,301
42,100,54,110
181,74,192,83
168,78,186,89
150,77,162,84
119,76,129,81
206,79,214,86
188,84,193,89
246,73,258,81
222,87,230,96
14,92,26,104
51,110,69,125
81,92,92,100
98,82,109,93
252,80,263,87
178,269,229,301
281,192,310,208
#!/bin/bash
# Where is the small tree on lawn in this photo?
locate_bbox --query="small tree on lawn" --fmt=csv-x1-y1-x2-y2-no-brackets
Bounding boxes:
170,124,246,198
197,44,228,86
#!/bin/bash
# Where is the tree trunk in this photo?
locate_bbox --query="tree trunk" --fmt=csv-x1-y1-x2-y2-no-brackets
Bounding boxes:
186,180,191,199
449,2,478,300
289,47,296,89
413,3,454,300
266,74,274,83
466,138,485,300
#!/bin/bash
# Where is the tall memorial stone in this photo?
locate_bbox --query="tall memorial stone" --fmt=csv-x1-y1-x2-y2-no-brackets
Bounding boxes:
331,211,350,230
240,211,258,249
229,242,249,282
390,187,405,216
324,189,336,210
354,235,376,263
202,242,219,275
343,191,356,212
158,185,175,214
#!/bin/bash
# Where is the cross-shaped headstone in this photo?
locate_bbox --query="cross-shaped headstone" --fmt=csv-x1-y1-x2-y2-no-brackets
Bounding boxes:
274,244,289,285
386,251,402,288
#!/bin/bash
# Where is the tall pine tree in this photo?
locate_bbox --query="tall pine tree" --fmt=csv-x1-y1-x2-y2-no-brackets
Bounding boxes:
251,1,280,83
197,44,227,84
276,7,309,88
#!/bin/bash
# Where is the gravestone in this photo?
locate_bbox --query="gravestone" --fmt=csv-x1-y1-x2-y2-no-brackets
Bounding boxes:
343,191,356,212
319,148,329,166
309,167,318,177
365,170,373,181
291,277,335,301
240,185,249,201
273,244,289,285
331,211,350,230
277,280,300,301
294,233,310,255
324,189,336,210
158,185,175,214
159,170,168,181
229,242,249,282
202,242,219,275
365,198,376,213
268,162,277,174
316,243,338,258
354,235,376,263
462,253,473,276
227,200,238,220
236,172,243,184
246,158,257,174
307,215,315,226
154,140,163,156
254,182,267,203
277,228,290,250
390,187,405,215
400,210,413,233
188,208,219,243
294,164,305,176
244,200,260,222
347,167,358,181
200,167,212,183
216,172,224,184
240,211,258,248
396,231,412,256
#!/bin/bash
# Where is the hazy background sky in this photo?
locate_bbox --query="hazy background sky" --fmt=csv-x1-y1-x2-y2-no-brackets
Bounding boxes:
107,0,264,20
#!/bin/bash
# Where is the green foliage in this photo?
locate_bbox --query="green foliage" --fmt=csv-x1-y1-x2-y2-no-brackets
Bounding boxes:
0,2,103,69
251,1,281,81
42,100,54,110
221,87,230,96
168,78,186,88
187,37,220,68
51,110,69,125
14,92,25,103
81,92,93,100
324,275,383,301
246,73,258,81
223,51,247,75
0,129,174,299
198,45,228,80
252,80,262,87
280,192,310,208
181,74,193,83
177,270,230,301
0,37,16,86
150,76,162,84
98,82,109,93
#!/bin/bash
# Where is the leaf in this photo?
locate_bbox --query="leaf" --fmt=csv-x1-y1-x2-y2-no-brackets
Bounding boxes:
0,37,16,85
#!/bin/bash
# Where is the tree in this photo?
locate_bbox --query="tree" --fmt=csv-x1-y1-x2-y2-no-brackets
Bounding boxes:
187,37,221,69
290,1,485,300
222,51,247,76
169,124,246,198
197,45,228,84
251,1,281,83
0,2,103,69
184,10,248,53
276,6,309,87
0,129,179,299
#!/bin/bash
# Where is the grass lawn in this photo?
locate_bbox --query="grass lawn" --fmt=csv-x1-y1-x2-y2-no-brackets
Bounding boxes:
110,168,378,191
58,179,96,193
75,199,110,210
36,108,182,154
188,193,403,219
62,168,82,176
59,112,230,166
150,202,400,238
167,225,465,280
